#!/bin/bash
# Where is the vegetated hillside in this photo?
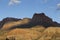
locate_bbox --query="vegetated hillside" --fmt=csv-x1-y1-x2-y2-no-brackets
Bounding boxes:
0,17,21,28
38,27,60,40
2,18,30,30
7,28,41,40
0,13,60,40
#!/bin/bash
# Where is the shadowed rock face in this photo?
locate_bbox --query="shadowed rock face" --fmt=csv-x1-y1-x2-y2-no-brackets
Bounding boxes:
31,13,60,27
0,17,21,28
0,13,60,29
32,13,52,23
10,13,60,29
52,22,60,27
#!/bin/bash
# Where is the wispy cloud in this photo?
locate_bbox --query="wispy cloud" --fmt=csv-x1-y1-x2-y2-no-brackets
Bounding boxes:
57,3,60,10
8,0,21,6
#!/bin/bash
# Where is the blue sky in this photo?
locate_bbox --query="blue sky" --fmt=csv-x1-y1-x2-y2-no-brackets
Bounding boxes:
0,0,60,23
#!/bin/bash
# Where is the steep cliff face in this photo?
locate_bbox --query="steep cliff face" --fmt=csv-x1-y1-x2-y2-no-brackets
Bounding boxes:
31,13,60,27
32,13,52,23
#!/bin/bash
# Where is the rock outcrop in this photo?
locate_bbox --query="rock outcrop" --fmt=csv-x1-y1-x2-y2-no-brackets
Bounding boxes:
31,13,60,27
32,13,52,23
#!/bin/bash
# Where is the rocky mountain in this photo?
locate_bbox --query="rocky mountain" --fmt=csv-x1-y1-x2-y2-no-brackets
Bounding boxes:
31,13,60,27
0,13,60,29
0,13,60,40
32,13,52,23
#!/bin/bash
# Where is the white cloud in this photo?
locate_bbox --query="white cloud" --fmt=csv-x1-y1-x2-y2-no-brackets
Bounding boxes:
8,0,21,6
57,3,60,10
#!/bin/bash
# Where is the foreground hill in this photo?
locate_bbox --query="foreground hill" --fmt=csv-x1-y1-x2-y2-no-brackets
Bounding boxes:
0,26,60,40
0,13,60,40
7,28,41,40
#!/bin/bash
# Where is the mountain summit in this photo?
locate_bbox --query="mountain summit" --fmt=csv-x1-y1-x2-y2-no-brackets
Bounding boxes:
31,13,60,27
0,13,60,29
32,13,52,24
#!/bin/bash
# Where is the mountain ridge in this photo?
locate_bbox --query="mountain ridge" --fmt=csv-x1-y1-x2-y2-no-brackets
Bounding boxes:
0,13,60,30
0,13,60,40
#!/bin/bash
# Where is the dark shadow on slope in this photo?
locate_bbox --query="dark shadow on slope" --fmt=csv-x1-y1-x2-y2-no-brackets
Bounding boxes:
9,13,60,30
0,17,21,29
1,13,60,30
9,21,60,30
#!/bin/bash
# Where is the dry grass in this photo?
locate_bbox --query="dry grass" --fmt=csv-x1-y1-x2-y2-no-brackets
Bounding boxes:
0,25,60,40
38,27,60,40
30,25,45,32
7,28,41,40
2,19,30,30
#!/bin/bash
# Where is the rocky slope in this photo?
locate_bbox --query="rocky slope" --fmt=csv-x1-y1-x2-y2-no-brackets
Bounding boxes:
0,13,60,40
0,13,60,29
31,13,60,27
